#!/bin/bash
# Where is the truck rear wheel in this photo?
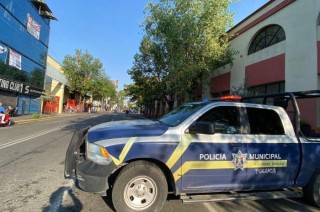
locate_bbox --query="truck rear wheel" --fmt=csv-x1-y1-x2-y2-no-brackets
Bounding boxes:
112,161,168,212
303,171,320,207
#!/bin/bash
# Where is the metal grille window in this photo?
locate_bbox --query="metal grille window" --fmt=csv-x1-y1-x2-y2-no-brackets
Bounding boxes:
248,25,286,55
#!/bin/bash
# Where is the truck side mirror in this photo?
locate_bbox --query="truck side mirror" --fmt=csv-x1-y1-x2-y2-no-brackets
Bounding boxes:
188,121,215,134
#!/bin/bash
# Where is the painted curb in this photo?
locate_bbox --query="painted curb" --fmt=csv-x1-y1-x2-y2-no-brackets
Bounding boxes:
13,114,82,124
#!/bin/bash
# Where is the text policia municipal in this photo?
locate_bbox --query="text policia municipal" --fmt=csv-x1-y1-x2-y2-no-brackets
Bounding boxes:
200,153,282,161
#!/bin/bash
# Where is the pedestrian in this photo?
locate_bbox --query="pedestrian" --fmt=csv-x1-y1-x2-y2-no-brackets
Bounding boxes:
0,102,6,123
63,102,67,112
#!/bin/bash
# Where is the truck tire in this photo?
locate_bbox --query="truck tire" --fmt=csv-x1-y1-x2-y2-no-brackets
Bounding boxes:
112,161,168,212
303,171,320,207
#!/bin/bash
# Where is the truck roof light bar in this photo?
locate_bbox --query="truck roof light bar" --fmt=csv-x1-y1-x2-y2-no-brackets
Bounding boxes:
220,95,242,101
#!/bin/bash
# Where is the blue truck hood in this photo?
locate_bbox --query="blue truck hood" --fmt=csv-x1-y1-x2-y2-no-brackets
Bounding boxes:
87,119,169,142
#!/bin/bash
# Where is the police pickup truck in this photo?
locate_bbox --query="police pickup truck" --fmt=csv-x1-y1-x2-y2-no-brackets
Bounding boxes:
65,90,320,212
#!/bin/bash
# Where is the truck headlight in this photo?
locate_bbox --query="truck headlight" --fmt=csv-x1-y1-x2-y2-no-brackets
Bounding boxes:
86,142,112,165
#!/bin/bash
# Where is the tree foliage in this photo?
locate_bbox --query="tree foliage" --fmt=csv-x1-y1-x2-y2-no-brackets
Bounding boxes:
230,79,253,97
125,37,166,106
90,73,116,100
127,0,234,110
117,90,127,109
62,49,116,103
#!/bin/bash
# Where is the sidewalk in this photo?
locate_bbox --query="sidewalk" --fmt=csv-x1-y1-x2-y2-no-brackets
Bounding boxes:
11,112,88,124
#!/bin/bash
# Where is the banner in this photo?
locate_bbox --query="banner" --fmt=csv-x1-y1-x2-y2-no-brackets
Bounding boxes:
0,44,8,63
9,49,22,70
27,14,41,40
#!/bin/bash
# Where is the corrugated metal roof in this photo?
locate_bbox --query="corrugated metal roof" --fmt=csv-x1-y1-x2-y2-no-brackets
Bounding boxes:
30,0,57,20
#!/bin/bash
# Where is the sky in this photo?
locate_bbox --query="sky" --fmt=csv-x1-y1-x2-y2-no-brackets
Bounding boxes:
45,0,269,91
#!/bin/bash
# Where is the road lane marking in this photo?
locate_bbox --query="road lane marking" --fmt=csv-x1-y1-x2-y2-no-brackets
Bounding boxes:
0,126,66,150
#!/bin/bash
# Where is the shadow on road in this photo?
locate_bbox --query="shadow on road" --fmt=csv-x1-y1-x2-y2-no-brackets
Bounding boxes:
101,195,116,212
42,186,83,212
255,198,316,212
101,193,182,212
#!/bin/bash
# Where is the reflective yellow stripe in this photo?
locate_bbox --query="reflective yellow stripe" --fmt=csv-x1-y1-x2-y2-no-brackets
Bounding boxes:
166,134,194,169
173,160,288,181
110,137,137,165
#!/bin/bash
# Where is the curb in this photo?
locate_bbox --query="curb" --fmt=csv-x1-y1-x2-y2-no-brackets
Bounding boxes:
12,113,84,125
14,117,55,124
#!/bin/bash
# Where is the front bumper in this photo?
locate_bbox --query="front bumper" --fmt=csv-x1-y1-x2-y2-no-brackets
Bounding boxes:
76,160,116,195
64,127,116,195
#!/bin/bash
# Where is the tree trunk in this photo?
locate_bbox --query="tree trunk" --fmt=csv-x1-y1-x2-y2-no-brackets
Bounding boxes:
163,94,176,112
167,100,174,111
79,94,82,111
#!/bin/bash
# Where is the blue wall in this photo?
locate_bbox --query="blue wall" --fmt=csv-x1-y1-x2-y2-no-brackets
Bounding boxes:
0,0,52,109
17,94,40,115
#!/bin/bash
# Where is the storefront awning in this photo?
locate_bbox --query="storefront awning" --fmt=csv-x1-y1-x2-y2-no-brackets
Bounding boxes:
31,0,57,21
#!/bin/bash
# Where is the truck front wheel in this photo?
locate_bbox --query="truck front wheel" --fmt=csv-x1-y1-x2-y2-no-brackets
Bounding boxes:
303,171,320,207
112,161,168,212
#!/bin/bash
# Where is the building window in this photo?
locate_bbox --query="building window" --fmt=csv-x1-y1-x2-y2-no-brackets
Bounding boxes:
249,81,285,96
44,76,53,92
211,91,230,98
248,25,286,55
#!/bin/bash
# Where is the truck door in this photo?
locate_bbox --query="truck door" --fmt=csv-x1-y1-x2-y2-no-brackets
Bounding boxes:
180,106,248,193
244,107,300,189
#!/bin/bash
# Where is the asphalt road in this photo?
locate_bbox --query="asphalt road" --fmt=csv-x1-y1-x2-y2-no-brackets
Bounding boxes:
0,112,318,212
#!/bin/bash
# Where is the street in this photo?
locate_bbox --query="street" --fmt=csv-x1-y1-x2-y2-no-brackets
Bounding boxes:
0,113,318,212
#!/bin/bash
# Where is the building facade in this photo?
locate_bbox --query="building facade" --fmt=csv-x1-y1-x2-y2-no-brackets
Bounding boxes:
0,0,55,115
202,0,320,132
44,56,68,114
45,56,93,114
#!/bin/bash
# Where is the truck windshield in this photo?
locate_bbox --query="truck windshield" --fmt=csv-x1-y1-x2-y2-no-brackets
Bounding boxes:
159,103,207,127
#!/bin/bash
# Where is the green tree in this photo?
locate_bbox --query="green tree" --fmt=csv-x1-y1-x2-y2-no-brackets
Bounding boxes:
129,0,234,110
126,37,168,110
89,73,117,111
230,79,253,97
62,49,103,104
117,90,127,109
90,73,117,102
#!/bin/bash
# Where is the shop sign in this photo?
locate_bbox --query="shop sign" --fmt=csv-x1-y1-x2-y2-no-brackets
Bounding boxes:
9,49,22,70
0,77,43,96
27,14,41,40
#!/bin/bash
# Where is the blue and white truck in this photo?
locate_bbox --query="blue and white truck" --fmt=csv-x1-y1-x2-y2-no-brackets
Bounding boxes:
65,90,320,212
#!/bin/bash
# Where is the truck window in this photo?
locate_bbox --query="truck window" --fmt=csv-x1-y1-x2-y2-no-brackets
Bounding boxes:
247,108,284,135
197,106,240,134
159,103,207,127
